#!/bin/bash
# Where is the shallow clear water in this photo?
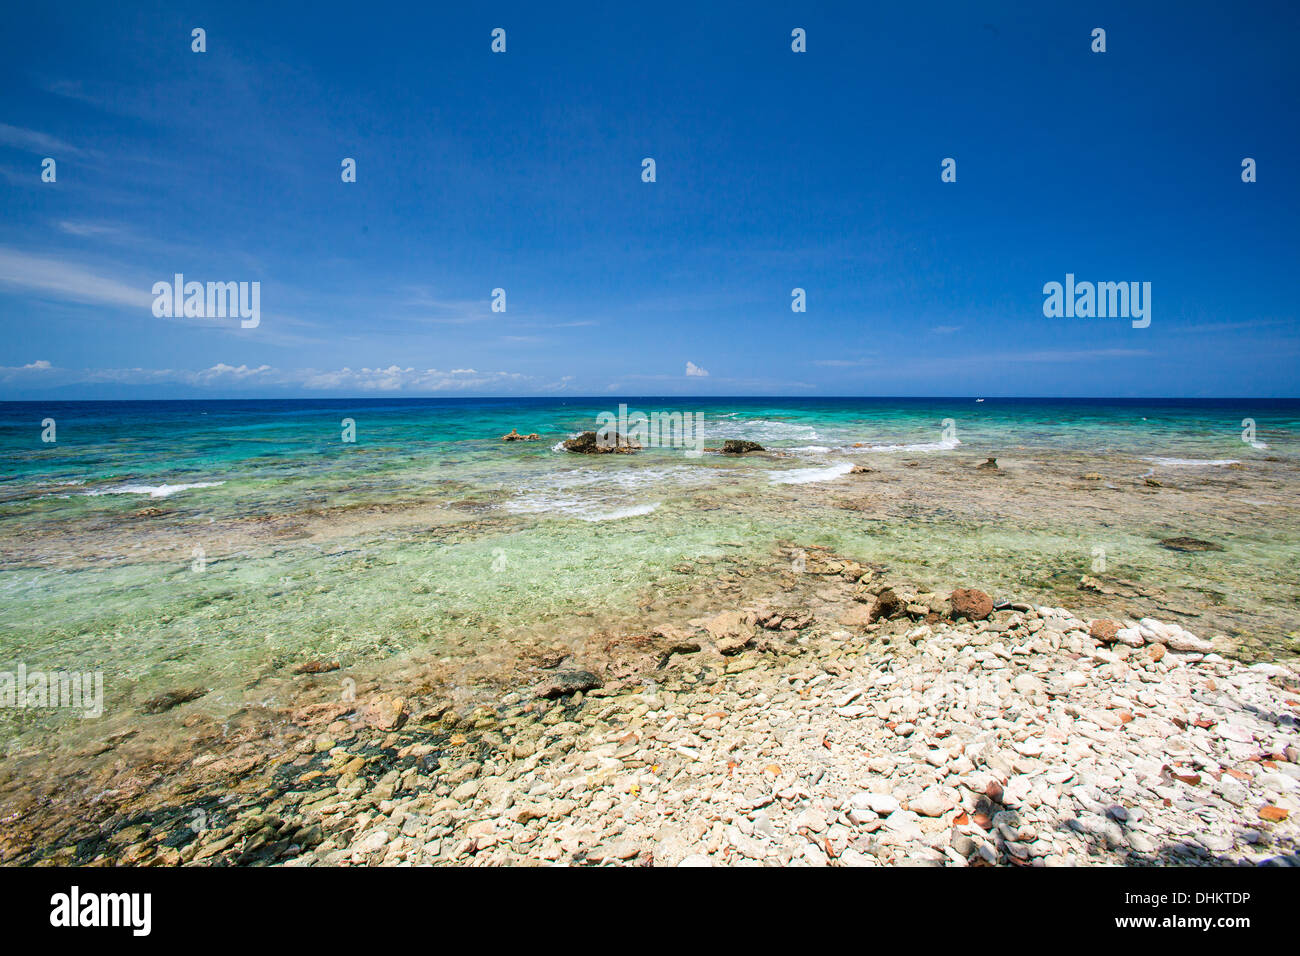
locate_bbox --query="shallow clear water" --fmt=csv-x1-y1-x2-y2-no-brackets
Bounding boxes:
1,397,1297,754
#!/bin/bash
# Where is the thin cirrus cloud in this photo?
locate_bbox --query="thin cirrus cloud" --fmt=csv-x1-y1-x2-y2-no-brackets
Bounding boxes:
399,287,500,325
812,358,875,368
55,220,129,239
0,361,535,392
814,349,1149,372
0,123,82,156
0,247,151,309
0,246,326,347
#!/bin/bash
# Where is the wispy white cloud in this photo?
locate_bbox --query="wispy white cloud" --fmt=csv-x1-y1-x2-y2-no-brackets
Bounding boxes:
399,286,497,324
811,358,875,367
0,247,329,347
1000,348,1150,363
0,123,81,156
0,361,532,393
619,371,816,391
0,247,151,309
55,220,128,239
815,348,1148,374
685,361,709,377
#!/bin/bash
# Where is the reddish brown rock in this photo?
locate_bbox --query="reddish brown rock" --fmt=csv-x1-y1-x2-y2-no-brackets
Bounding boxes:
1089,619,1121,643
949,588,993,621
292,659,340,675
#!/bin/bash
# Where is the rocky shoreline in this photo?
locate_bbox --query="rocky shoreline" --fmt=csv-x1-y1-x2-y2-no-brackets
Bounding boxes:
9,546,1297,867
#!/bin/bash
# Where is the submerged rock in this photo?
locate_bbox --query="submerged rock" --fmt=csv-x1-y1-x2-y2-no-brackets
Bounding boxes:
1158,536,1224,552
562,431,640,454
141,687,207,714
536,670,603,698
977,457,998,470
722,440,765,455
656,641,702,667
292,660,340,675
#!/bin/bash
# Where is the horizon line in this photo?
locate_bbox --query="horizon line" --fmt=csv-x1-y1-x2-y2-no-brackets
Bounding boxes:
2,395,1299,403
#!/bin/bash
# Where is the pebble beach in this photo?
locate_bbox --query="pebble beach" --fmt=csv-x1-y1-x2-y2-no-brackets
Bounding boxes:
6,546,1297,867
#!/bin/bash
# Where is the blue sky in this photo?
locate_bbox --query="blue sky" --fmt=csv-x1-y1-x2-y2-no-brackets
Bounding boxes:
1,1,1297,398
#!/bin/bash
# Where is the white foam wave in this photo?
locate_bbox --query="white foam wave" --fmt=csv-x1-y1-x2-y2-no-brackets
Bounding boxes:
582,503,660,522
82,481,225,499
768,461,855,485
858,437,961,453
1142,457,1239,467
513,466,716,496
703,418,819,443
503,493,660,522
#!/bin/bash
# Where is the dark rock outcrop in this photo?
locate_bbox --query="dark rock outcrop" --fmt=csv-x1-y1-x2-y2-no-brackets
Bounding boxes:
562,431,640,454
869,588,904,623
722,440,765,455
